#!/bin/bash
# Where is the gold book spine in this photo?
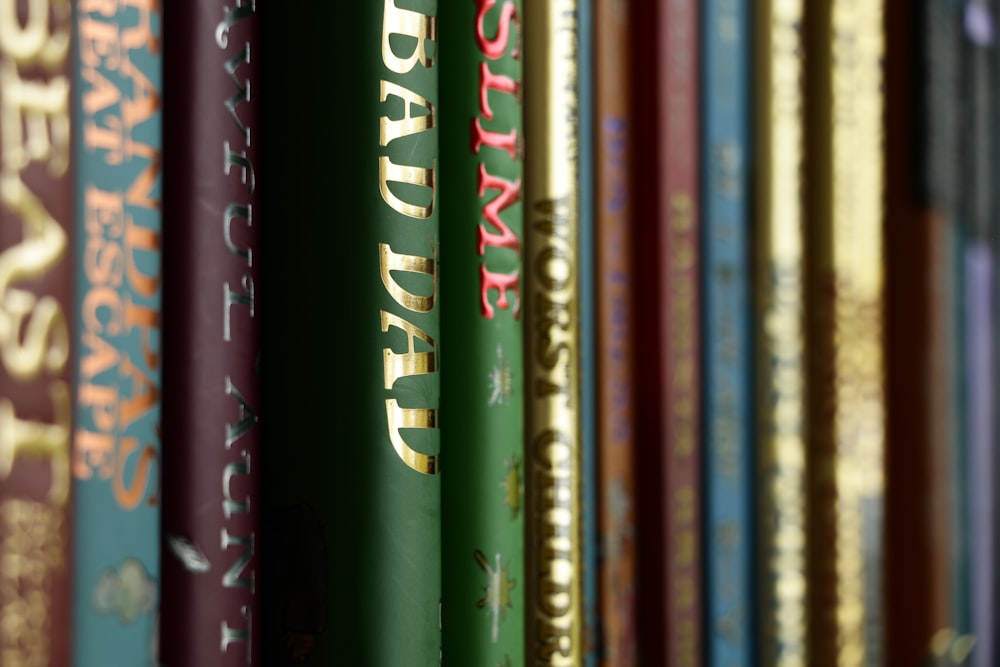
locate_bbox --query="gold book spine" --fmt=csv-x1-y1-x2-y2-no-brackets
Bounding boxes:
806,2,886,666
754,2,809,665
523,0,583,665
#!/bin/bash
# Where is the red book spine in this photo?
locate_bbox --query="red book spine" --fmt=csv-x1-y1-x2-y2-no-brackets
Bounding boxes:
632,0,702,664
0,3,76,665
885,0,953,661
160,1,262,664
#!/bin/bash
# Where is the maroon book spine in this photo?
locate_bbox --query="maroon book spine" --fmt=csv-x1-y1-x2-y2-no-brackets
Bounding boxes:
885,0,954,662
0,4,76,666
160,1,261,664
631,0,702,665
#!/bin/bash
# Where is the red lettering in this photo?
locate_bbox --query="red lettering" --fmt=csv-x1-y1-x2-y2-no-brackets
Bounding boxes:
480,266,520,319
477,164,521,254
475,0,519,59
471,117,518,159
478,61,519,121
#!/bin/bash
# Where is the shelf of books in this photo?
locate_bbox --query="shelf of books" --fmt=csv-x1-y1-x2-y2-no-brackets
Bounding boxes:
0,0,991,664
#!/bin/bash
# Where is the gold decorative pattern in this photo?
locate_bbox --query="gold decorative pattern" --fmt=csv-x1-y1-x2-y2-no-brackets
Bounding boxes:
754,1,808,665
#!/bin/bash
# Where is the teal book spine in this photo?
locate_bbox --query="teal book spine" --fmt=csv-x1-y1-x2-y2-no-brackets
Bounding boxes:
701,0,752,665
578,0,599,663
72,3,162,665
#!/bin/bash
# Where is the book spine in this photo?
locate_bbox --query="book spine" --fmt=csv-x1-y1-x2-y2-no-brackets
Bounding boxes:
965,242,994,667
631,0,701,664
160,1,261,664
258,1,440,663
884,0,955,662
72,2,162,664
577,0,599,663
0,2,76,665
948,220,972,642
439,0,524,663
963,9,996,664
701,0,752,665
804,1,886,665
523,0,584,663
594,0,638,662
915,0,970,655
752,2,808,665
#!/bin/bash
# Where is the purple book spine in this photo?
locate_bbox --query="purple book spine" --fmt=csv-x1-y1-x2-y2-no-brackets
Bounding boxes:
966,241,994,667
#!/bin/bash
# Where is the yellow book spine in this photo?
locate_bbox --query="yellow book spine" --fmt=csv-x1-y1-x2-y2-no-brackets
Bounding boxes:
754,2,809,665
523,0,583,665
806,1,886,665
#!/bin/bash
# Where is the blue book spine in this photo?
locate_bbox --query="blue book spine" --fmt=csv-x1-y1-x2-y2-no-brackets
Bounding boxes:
701,0,753,665
73,4,162,665
578,0,599,664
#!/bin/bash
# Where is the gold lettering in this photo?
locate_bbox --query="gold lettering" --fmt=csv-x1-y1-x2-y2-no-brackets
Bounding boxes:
380,310,436,389
0,59,70,174
380,80,434,146
378,243,436,313
384,399,438,475
0,382,71,505
0,0,71,67
378,155,435,219
381,0,436,74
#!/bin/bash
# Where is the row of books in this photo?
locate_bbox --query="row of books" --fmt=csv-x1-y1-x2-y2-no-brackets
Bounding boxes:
0,0,993,666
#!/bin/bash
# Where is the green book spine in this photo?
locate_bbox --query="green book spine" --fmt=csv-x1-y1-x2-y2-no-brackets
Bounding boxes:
72,2,162,664
261,0,441,664
439,0,524,664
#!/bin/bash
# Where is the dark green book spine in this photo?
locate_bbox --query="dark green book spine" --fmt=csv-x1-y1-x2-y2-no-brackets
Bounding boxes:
440,0,524,664
262,1,441,664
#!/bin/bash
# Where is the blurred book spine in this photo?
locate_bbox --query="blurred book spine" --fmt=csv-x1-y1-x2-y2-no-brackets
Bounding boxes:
884,0,958,662
702,0,752,665
631,0,702,663
594,0,638,662
0,2,76,665
752,2,808,665
72,0,162,664
804,1,887,664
